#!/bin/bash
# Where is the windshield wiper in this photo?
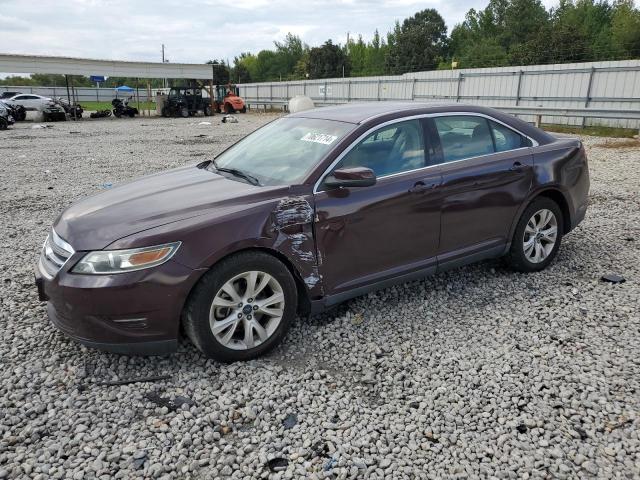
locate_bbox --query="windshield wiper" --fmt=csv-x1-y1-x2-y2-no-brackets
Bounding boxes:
211,159,261,186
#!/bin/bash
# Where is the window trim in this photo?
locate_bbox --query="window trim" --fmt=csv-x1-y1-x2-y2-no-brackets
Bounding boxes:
313,112,538,194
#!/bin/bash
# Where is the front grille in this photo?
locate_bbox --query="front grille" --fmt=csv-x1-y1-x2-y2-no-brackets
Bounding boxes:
40,229,74,278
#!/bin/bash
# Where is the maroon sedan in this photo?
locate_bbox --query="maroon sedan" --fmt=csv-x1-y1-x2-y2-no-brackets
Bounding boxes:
36,103,589,361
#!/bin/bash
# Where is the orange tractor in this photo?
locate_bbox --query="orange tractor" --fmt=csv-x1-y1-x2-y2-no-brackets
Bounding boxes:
214,84,246,114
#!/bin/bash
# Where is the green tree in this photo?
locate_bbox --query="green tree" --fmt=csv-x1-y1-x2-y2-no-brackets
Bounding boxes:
308,40,350,79
206,60,231,85
385,9,448,74
611,0,640,58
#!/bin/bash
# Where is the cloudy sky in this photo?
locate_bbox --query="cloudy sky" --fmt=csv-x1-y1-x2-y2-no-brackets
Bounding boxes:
1,0,557,68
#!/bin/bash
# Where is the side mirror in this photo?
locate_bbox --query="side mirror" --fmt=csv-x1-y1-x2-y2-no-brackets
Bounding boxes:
324,167,377,189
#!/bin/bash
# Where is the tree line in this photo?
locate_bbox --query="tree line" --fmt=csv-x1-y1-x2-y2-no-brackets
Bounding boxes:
2,0,639,87
227,0,640,82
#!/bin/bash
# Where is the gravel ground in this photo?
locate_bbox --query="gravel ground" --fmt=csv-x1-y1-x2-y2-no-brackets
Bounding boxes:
0,114,639,480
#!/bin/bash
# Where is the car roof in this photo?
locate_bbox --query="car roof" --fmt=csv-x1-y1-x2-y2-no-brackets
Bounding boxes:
288,102,443,124
288,102,555,145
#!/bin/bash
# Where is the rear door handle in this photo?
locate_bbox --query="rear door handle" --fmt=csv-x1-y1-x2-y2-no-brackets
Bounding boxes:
510,161,529,172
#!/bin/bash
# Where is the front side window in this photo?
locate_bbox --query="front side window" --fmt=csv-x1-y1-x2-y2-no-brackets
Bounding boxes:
333,119,425,178
211,117,354,186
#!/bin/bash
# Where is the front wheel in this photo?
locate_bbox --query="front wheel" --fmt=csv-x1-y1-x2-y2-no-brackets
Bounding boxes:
183,251,298,362
506,197,563,272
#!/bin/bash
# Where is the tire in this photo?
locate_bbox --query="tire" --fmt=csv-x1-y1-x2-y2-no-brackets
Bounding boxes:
180,107,189,118
240,106,247,113
183,251,298,362
506,197,563,272
203,105,211,116
114,110,121,118
224,103,234,114
161,106,168,117
0,118,7,130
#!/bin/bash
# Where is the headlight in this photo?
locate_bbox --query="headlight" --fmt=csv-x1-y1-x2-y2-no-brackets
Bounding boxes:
72,242,181,274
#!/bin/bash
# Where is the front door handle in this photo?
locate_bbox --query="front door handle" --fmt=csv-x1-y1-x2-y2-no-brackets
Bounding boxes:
409,180,438,194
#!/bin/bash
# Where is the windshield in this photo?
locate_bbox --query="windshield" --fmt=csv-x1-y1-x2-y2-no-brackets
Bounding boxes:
210,117,354,186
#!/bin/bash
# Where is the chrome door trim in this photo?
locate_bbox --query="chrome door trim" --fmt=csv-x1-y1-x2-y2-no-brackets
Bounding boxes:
313,111,538,194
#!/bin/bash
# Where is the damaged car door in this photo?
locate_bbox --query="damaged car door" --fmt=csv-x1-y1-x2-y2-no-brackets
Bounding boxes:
313,118,442,300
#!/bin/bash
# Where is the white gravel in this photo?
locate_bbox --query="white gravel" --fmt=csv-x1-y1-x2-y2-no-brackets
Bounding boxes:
0,115,639,479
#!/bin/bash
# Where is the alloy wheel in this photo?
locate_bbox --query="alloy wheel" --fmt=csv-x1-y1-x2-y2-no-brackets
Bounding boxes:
523,208,558,263
209,271,285,350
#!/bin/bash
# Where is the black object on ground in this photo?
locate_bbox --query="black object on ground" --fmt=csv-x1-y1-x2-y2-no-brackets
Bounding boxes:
98,374,171,386
601,274,626,284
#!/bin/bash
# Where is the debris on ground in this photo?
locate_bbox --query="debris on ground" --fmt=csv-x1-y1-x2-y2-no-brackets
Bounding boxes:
221,115,238,123
31,124,53,129
132,452,147,470
323,457,337,471
144,392,193,411
197,121,211,125
601,274,626,284
282,413,298,430
351,312,364,325
267,457,289,472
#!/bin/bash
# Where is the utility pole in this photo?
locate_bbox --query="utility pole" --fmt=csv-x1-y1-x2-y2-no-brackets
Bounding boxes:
161,44,166,89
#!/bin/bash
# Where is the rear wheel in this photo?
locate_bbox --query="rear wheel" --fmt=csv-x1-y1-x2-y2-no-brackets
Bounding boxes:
180,107,189,118
183,251,298,362
506,197,563,272
203,104,211,116
224,103,234,114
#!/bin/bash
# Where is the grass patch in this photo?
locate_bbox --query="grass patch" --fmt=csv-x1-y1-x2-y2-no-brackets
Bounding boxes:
543,123,639,138
593,138,640,149
78,101,156,112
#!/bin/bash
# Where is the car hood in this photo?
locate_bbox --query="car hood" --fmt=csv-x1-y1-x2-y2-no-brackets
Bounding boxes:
54,165,283,251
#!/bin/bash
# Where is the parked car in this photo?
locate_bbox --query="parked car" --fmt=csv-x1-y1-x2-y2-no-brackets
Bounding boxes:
0,101,15,129
36,103,590,361
0,91,22,99
4,93,56,111
0,100,25,122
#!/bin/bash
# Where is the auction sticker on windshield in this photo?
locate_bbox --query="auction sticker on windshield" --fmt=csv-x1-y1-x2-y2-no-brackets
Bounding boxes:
300,132,338,145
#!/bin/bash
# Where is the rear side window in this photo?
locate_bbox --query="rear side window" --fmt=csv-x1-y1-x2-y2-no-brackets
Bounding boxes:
432,115,532,162
433,116,494,162
490,120,532,151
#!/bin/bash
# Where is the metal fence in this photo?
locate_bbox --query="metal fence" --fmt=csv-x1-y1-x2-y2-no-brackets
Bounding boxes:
239,59,640,129
0,85,155,103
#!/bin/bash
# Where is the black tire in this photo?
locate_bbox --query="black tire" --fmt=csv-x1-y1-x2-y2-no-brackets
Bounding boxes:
114,110,121,118
180,107,189,118
506,197,563,272
240,106,247,113
203,105,211,116
183,251,298,362
224,103,234,114
0,118,7,130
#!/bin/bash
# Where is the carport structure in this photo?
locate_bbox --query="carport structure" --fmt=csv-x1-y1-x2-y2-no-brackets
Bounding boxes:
0,53,221,115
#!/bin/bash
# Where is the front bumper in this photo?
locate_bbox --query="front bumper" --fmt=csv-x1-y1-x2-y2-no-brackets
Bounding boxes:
36,255,204,356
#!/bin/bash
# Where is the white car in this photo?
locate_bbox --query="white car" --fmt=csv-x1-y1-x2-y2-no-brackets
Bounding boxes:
5,93,55,111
